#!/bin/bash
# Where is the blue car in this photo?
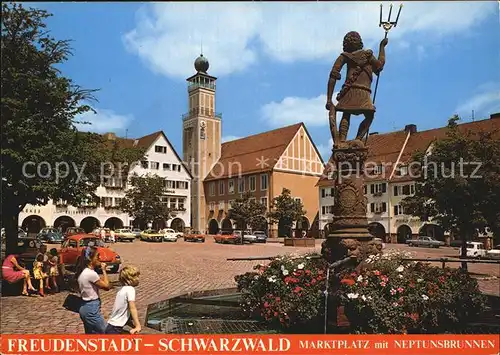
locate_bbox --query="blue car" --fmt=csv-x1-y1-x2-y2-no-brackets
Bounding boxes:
37,227,64,244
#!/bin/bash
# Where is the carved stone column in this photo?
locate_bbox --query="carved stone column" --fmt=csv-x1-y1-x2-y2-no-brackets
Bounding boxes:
321,141,382,264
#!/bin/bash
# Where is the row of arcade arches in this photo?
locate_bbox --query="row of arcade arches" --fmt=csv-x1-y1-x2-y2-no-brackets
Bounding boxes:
323,222,444,244
207,216,311,237
20,215,186,234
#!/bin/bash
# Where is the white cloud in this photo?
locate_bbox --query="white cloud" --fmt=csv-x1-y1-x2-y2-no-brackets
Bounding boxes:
124,2,493,78
455,84,500,118
75,108,132,134
221,135,241,143
317,137,334,161
261,95,327,127
261,93,344,129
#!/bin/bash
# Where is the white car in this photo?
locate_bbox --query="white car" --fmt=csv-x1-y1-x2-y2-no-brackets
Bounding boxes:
242,230,257,243
160,228,182,242
465,242,487,258
486,245,500,260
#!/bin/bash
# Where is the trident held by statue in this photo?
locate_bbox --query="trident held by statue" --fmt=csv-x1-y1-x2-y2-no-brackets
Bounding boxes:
372,3,402,105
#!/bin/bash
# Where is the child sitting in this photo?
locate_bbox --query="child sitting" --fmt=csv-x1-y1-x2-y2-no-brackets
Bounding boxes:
33,253,48,297
105,266,141,334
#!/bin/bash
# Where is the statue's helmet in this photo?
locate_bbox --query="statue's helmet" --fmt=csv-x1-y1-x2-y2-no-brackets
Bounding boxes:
343,31,364,53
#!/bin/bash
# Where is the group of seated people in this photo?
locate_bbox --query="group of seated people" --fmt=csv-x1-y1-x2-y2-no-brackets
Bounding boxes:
2,244,64,296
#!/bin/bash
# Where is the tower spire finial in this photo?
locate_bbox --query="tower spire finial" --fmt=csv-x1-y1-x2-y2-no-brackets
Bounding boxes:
200,40,203,56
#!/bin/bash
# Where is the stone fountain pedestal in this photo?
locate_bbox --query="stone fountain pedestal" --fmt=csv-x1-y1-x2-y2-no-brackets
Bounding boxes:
320,141,383,332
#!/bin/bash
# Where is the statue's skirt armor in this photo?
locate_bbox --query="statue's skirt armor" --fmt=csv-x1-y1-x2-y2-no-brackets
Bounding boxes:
336,85,375,114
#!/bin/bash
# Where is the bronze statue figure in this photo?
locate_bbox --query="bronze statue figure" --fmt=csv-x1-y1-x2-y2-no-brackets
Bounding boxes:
325,31,388,148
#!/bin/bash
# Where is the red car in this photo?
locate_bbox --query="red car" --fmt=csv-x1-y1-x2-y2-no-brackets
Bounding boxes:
214,231,242,244
59,234,121,273
184,231,205,243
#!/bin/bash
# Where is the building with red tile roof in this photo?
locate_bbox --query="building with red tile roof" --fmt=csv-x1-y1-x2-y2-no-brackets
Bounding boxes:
317,113,500,243
182,56,324,236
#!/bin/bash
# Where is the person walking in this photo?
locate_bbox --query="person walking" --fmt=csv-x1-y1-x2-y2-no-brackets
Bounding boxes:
74,246,111,333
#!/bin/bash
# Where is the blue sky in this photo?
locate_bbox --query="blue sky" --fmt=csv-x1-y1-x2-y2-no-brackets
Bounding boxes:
32,2,499,160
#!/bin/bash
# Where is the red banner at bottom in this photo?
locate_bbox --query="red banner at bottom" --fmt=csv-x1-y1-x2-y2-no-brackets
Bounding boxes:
1,335,499,355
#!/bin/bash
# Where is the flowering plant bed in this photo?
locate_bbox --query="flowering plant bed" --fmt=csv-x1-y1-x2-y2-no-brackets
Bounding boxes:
235,253,327,332
338,250,487,334
235,249,488,334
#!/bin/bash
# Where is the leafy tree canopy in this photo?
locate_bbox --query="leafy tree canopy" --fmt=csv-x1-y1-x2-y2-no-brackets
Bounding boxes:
229,192,267,232
267,188,306,235
120,174,173,229
402,115,500,245
1,3,143,252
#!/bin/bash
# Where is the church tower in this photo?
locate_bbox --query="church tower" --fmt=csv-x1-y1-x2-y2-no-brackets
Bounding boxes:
182,54,221,232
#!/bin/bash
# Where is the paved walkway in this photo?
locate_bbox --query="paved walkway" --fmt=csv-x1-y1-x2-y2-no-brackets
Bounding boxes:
1,240,497,334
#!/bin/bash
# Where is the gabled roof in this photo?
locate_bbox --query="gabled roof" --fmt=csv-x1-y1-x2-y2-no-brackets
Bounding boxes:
101,131,193,179
204,123,303,181
316,115,500,187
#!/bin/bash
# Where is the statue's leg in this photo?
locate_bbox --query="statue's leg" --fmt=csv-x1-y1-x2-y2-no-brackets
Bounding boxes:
339,112,351,142
328,106,339,146
356,111,374,141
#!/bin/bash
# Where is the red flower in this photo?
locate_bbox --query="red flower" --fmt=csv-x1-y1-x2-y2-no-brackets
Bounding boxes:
274,312,278,317
305,270,311,275
311,279,317,285
293,286,303,293
318,270,324,275
374,270,381,276
438,276,445,283
264,302,269,308
341,278,355,286
409,313,419,321
275,297,281,302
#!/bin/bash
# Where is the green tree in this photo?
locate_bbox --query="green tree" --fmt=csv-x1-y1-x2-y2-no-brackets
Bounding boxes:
229,192,267,233
1,3,144,253
120,174,173,230
267,188,306,238
402,115,500,267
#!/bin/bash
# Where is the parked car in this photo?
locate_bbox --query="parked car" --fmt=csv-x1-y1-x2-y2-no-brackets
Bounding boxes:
159,228,182,242
37,228,64,244
184,231,205,243
406,236,444,248
131,228,142,238
486,245,500,259
140,229,163,242
252,231,267,243
214,230,241,244
59,234,121,273
17,228,28,240
64,227,86,239
465,241,487,258
114,228,136,242
239,230,257,243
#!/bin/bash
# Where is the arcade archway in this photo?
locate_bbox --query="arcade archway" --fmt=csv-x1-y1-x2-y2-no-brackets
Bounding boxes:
397,225,412,244
104,217,124,230
208,219,220,235
170,218,185,232
80,217,100,233
368,222,386,240
419,223,444,241
21,215,46,235
53,216,76,233
132,218,146,231
278,217,292,238
221,218,233,232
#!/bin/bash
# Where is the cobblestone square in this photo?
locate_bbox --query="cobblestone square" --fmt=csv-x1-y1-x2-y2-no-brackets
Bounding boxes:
1,240,498,334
